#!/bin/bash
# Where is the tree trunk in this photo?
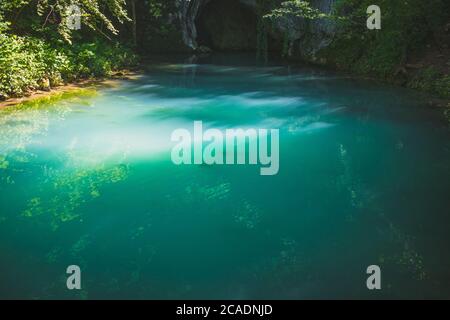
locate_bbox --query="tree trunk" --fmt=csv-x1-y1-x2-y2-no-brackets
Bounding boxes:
131,0,137,47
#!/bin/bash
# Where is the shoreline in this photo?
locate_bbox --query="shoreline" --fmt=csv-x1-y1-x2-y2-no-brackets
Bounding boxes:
0,70,142,109
1,61,448,122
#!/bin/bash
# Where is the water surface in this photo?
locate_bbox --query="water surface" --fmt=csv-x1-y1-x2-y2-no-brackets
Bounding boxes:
1,55,449,299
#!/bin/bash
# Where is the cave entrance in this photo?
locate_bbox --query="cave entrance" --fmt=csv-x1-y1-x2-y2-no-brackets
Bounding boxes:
195,0,258,52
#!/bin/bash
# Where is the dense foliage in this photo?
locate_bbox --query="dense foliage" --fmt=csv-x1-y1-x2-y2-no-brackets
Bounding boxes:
1,0,449,99
264,0,327,20
0,34,137,98
0,0,137,100
1,0,129,42
264,0,450,98
328,1,447,73
329,0,449,97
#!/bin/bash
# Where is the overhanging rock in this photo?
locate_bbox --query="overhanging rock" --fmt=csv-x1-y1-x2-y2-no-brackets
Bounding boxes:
175,0,257,50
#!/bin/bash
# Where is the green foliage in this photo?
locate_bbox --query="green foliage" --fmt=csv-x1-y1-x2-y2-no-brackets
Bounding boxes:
148,1,164,18
0,0,130,43
63,41,137,78
138,0,188,53
409,67,450,99
260,0,449,97
0,18,10,33
0,34,60,97
0,33,137,99
264,0,328,20
327,0,449,77
0,0,139,99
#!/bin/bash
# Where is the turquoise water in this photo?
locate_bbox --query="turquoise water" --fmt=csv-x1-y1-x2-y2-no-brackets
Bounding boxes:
1,55,449,299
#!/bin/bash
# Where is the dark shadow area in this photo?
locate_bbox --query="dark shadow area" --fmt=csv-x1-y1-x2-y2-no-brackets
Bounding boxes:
196,0,257,52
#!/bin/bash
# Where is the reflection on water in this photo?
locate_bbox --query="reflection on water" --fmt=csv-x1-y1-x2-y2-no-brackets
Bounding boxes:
0,54,449,299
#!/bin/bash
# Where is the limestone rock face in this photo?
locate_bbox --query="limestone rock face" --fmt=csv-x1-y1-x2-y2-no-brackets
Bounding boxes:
175,0,258,50
297,0,337,61
196,0,257,51
171,0,337,58
271,0,337,61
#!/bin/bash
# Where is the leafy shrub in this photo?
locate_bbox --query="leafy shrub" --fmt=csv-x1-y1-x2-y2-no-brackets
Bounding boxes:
328,0,449,78
409,67,450,98
64,42,138,78
0,34,137,99
0,34,55,97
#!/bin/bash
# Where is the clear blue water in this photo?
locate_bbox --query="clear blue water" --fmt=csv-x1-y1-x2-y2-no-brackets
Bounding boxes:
1,55,449,299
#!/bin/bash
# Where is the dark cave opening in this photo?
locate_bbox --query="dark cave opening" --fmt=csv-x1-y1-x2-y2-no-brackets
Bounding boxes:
195,0,258,52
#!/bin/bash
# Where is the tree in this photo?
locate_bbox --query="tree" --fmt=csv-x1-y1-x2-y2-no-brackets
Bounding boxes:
264,0,328,21
130,0,137,46
0,0,130,42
